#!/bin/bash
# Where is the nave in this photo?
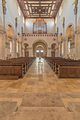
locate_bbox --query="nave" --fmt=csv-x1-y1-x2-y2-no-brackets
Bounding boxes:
0,58,80,120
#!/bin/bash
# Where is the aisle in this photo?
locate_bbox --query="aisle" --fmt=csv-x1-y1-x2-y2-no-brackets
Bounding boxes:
0,58,80,120
24,58,57,93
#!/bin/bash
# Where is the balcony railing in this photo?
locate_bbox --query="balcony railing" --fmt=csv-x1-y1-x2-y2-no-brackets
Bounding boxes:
26,33,54,37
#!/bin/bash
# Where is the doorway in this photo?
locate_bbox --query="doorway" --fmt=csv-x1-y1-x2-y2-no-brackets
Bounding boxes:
33,40,47,58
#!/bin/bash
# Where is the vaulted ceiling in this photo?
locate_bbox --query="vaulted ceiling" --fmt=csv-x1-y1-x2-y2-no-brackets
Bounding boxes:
17,0,63,19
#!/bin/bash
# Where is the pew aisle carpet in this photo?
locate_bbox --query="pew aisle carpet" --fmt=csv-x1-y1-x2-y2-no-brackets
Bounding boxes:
0,58,80,120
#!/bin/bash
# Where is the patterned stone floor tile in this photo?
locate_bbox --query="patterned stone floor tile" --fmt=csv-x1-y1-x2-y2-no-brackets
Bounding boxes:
0,58,79,119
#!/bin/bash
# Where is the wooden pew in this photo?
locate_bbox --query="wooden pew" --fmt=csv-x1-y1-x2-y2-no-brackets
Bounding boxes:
45,57,80,78
58,66,80,78
0,57,35,79
45,57,64,70
0,65,22,78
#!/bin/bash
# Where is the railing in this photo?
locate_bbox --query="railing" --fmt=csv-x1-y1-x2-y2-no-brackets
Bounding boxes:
26,33,54,37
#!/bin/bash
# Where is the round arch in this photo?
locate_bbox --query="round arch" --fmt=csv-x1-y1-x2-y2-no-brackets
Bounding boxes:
33,40,47,57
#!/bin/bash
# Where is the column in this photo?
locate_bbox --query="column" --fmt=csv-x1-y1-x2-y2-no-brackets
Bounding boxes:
0,26,5,59
2,0,6,59
13,17,18,58
74,0,78,59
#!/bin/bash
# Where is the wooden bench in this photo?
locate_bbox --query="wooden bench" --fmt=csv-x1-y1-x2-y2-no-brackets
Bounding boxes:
0,57,35,80
45,57,80,78
0,65,22,78
57,65,80,78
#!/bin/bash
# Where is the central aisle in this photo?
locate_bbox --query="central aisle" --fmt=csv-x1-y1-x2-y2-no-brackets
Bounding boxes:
23,58,57,93
0,58,80,120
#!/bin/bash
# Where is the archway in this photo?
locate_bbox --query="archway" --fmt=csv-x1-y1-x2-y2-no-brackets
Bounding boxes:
33,40,47,57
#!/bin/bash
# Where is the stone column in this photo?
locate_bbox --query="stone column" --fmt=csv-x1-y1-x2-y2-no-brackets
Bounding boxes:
74,0,78,59
0,26,5,59
20,41,23,57
47,47,51,57
28,47,33,57
12,35,17,58
18,42,21,57
2,0,7,59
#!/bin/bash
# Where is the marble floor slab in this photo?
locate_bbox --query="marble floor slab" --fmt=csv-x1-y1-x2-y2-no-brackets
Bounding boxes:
0,58,80,119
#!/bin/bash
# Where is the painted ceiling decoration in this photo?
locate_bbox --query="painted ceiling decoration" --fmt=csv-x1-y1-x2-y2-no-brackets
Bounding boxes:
17,0,63,19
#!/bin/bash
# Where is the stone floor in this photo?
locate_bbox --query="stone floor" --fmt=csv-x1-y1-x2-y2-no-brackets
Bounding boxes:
0,58,80,120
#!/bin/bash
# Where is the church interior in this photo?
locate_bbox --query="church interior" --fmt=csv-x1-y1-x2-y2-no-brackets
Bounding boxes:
0,0,80,119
